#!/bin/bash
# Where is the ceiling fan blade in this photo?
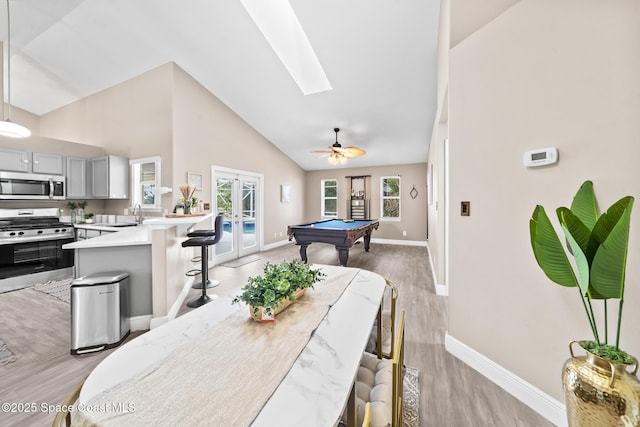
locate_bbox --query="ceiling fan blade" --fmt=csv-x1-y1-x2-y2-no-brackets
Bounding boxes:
312,150,332,158
335,146,366,157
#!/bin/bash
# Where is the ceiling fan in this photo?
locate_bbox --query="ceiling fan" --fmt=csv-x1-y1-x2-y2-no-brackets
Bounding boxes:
313,128,366,165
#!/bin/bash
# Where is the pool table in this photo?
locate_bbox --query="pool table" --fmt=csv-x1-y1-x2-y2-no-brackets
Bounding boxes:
287,219,380,266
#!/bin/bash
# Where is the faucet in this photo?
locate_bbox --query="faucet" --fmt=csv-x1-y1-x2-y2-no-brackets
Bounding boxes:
133,204,143,224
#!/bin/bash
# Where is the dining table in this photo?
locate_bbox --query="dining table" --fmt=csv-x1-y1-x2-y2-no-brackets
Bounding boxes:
73,264,386,427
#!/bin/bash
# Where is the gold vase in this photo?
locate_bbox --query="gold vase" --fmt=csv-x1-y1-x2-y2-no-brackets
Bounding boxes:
562,340,640,426
249,288,307,322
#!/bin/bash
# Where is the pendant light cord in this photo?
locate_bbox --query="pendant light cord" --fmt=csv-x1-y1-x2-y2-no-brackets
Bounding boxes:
5,0,12,121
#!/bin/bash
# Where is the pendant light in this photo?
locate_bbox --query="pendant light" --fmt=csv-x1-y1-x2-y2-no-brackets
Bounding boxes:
0,0,29,138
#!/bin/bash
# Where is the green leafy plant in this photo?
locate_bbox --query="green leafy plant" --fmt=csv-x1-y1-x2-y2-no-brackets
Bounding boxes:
530,180,635,363
66,201,78,210
84,213,94,219
77,201,88,210
232,260,326,317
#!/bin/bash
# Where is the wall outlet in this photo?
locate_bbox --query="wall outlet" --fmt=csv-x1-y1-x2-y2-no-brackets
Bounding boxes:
280,231,283,237
274,232,277,238
402,230,407,237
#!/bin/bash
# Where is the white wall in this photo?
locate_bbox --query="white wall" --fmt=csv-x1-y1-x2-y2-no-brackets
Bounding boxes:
448,0,640,402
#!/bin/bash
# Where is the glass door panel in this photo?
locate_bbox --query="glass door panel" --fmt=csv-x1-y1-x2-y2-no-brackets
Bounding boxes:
240,179,258,255
215,176,234,257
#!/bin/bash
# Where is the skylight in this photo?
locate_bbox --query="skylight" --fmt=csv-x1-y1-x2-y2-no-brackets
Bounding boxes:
240,0,332,95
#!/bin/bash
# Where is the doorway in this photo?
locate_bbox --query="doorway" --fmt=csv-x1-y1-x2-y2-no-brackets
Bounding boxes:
211,166,263,264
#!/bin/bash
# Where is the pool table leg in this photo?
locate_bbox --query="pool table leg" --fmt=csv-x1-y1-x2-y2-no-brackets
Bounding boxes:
364,232,372,251
298,244,309,263
337,248,349,267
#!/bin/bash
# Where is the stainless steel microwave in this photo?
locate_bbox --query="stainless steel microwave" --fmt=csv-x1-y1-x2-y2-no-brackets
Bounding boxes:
0,171,66,200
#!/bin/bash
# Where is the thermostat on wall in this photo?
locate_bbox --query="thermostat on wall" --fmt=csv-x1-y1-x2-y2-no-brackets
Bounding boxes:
523,147,558,167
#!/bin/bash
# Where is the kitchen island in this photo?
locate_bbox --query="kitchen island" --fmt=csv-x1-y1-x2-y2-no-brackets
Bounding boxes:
63,214,213,330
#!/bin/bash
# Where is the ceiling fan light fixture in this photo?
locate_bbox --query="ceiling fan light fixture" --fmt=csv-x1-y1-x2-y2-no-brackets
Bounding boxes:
1,0,29,139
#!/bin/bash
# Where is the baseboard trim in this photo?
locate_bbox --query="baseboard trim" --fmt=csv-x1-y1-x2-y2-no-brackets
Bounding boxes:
426,241,448,296
370,238,428,246
445,334,567,427
262,239,292,251
130,315,152,331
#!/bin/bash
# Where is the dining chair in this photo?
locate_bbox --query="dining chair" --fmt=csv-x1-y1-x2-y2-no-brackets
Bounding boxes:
366,278,398,359
52,377,86,427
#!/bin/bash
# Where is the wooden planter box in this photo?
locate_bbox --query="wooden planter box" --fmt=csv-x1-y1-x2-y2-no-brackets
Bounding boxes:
249,288,307,322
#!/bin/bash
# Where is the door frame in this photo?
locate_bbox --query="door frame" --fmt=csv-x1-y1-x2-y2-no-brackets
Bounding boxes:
211,165,264,263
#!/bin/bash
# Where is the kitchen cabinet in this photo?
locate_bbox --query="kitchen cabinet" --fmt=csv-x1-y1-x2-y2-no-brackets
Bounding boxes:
0,147,64,174
91,155,129,199
66,156,88,199
0,147,30,172
32,152,64,174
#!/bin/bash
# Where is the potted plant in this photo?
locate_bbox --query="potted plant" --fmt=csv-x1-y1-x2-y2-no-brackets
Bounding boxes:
232,260,325,322
529,180,639,425
84,213,95,224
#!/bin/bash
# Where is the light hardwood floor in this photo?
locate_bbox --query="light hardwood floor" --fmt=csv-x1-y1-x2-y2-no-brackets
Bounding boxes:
0,241,554,427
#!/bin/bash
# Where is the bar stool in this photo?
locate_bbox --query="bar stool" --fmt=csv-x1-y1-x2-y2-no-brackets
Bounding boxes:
182,213,223,308
186,229,220,289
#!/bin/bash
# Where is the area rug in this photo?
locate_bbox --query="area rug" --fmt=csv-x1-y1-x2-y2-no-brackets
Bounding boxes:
32,278,73,304
0,338,17,365
404,365,420,427
221,256,260,268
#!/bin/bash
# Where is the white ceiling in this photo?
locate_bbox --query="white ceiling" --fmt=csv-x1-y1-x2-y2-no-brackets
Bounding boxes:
1,0,440,170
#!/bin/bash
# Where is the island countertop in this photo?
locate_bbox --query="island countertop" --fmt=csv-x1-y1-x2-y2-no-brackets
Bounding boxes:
62,213,213,250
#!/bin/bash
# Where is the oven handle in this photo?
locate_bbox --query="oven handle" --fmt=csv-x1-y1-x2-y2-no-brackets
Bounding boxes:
49,178,54,199
0,234,75,245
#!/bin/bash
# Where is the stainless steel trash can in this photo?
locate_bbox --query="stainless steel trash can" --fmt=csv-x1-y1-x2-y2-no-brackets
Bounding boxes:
70,271,130,355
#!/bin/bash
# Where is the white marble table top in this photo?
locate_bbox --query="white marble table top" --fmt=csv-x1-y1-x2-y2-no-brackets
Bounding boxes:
78,265,386,426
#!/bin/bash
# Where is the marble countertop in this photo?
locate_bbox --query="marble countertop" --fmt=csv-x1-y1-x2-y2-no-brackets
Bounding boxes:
63,214,213,250
78,265,386,426
63,225,152,249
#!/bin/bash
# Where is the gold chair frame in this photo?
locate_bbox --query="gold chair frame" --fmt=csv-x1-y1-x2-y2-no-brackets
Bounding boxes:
392,310,406,427
375,278,398,359
52,377,86,427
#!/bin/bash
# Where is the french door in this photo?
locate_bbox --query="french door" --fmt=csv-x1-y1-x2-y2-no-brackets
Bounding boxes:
211,167,263,264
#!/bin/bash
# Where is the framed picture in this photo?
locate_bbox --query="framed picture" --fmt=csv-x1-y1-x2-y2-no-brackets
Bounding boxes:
281,185,291,203
187,172,203,190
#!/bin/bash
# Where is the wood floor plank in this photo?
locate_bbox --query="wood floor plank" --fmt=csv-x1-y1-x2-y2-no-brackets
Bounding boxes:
0,242,554,426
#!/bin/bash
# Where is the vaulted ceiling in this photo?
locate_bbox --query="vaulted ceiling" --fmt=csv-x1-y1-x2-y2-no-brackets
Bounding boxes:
0,0,442,170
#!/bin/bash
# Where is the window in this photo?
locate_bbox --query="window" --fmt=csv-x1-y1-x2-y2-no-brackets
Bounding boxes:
381,176,400,220
130,157,161,210
321,179,338,217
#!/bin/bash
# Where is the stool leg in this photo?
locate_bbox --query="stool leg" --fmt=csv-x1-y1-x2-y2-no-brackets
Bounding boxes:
187,245,213,308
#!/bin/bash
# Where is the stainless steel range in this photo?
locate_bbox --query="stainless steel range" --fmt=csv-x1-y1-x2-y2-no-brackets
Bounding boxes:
0,208,74,293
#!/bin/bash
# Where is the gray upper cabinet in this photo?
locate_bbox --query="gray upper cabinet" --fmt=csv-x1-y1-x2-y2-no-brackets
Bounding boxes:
66,156,87,199
0,147,64,174
91,155,129,199
32,152,65,175
0,147,30,172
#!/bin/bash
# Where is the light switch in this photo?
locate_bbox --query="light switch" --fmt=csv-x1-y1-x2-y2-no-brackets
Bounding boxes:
461,201,470,216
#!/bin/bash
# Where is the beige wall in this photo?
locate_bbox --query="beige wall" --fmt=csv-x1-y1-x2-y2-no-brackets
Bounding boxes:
38,62,305,246
305,163,428,241
448,0,640,401
171,65,306,245
40,64,175,216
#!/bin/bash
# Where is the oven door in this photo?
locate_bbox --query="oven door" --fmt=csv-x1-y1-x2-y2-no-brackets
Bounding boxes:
0,171,66,200
0,237,74,279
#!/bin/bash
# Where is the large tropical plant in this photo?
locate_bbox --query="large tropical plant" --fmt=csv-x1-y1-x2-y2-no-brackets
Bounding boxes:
530,180,635,363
